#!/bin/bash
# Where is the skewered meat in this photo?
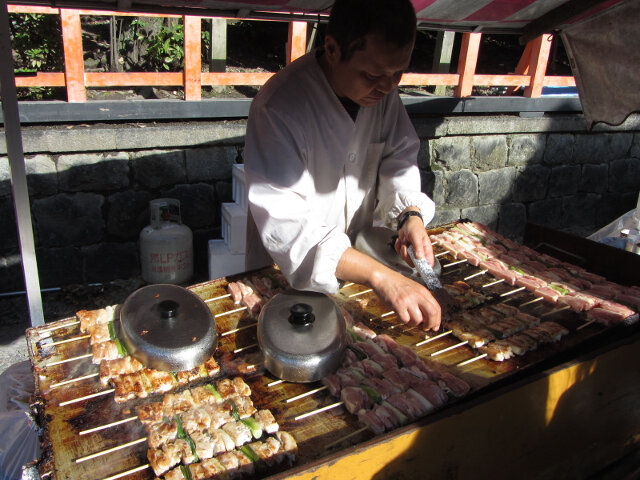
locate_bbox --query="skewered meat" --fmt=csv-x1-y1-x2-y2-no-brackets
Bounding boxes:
91,340,121,364
479,341,514,362
99,356,143,385
77,305,116,333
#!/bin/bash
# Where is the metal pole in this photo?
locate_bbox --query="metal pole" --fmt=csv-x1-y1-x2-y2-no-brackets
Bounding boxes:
0,0,45,326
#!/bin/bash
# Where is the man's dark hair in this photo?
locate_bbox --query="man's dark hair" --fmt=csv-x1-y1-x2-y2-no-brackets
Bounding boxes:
326,0,417,61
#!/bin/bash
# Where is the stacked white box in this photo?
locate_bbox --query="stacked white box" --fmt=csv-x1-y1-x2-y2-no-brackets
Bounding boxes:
209,163,249,279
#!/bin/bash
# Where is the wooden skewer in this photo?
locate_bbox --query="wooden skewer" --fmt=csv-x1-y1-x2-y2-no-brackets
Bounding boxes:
100,464,150,480
79,416,138,435
286,386,327,403
75,437,147,463
59,388,115,407
431,240,439,246
482,278,505,288
233,343,258,354
205,293,231,303
45,353,93,367
348,288,373,298
294,401,343,421
221,322,257,337
442,259,467,268
50,372,99,389
414,330,452,347
464,269,488,280
520,297,544,307
214,306,248,319
37,320,80,334
434,251,448,258
380,311,395,318
267,379,284,387
342,282,355,288
457,353,487,367
577,319,597,331
325,426,369,449
430,340,468,357
40,472,53,479
541,305,571,317
500,286,526,297
44,334,91,347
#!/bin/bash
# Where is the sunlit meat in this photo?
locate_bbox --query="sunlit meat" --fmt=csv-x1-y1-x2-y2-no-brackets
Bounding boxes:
254,409,279,434
77,305,116,333
504,333,538,355
147,419,177,449
227,280,264,314
91,340,121,364
351,322,378,340
217,450,240,473
176,437,198,464
163,390,196,417
479,340,514,362
274,431,298,465
148,441,182,476
88,322,112,345
222,421,253,447
99,356,143,385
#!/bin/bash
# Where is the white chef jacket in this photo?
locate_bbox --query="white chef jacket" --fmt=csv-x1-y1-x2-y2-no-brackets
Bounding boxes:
244,50,435,294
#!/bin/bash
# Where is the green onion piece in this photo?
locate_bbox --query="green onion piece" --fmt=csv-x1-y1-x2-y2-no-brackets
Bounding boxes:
114,338,128,357
174,414,186,438
205,383,223,401
185,435,199,463
241,417,263,439
170,372,179,383
107,321,116,341
346,328,363,343
180,464,192,480
227,399,240,421
549,284,568,295
239,445,259,463
360,384,382,404
198,364,208,377
348,367,365,382
509,265,525,274
346,344,367,361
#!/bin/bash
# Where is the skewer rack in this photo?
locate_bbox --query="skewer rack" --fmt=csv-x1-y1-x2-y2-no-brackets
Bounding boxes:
26,222,640,480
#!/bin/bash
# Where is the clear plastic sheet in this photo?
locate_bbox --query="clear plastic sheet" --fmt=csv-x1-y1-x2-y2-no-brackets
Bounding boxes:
0,361,40,480
588,193,640,253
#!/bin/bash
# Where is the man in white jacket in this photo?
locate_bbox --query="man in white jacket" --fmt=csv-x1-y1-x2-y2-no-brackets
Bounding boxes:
244,0,441,330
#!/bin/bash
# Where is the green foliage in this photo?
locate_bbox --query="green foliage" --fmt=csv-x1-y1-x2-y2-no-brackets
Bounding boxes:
10,13,63,71
126,18,185,71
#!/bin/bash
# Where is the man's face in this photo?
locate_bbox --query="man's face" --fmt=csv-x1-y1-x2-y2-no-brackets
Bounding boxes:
323,33,414,107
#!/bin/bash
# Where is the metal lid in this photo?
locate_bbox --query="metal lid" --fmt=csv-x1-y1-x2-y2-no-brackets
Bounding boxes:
119,284,217,372
354,226,441,279
258,291,347,383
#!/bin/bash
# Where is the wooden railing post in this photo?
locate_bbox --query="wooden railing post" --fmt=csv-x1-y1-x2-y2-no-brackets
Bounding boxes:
60,9,86,102
184,15,202,101
524,34,553,98
454,32,481,98
287,21,307,64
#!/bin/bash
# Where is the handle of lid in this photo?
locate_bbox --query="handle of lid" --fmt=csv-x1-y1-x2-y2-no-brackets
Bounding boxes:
158,300,179,320
289,303,315,326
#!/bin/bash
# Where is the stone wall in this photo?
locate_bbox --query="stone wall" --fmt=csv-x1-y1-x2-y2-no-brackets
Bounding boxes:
1,114,639,293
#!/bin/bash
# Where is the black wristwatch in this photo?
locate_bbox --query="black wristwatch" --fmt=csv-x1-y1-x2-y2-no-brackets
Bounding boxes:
397,210,423,231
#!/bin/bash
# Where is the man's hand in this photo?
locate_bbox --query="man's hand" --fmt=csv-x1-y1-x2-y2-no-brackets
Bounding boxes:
336,247,441,331
395,208,435,268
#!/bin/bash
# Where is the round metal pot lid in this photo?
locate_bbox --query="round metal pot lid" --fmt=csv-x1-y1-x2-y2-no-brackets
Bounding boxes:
120,284,217,372
354,226,441,278
258,291,347,383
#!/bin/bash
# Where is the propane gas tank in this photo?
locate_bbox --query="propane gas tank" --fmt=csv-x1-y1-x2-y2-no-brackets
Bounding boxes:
140,198,193,284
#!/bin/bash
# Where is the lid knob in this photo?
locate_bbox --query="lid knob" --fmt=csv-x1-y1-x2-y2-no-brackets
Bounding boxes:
288,303,315,326
158,300,179,319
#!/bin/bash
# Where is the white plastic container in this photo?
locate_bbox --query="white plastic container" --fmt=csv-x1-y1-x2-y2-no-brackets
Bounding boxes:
140,198,193,284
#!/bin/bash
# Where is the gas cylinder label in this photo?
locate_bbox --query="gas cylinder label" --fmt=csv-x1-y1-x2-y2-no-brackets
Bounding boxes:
149,249,192,273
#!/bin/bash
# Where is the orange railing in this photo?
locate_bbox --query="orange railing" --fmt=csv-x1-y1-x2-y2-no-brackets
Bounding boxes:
8,5,575,103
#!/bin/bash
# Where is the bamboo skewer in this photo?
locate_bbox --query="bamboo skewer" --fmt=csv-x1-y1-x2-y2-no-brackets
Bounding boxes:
214,306,248,319
434,251,448,258
482,278,504,288
325,426,369,449
457,353,487,366
577,319,597,331
348,288,373,298
267,379,284,387
205,293,231,303
442,259,467,268
59,388,115,406
45,334,91,347
79,416,138,436
100,464,150,480
294,401,343,421
520,297,544,307
286,386,327,403
37,320,80,334
233,343,258,354
50,372,99,389
430,340,468,357
464,269,488,280
541,305,571,317
45,353,93,367
75,437,147,463
221,322,257,337
415,330,452,347
500,286,526,297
